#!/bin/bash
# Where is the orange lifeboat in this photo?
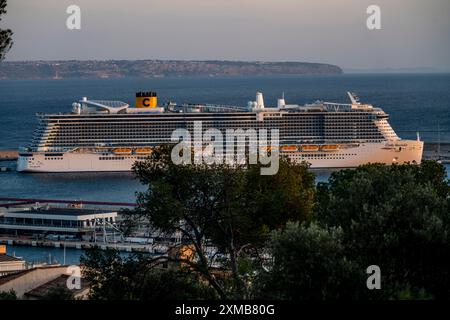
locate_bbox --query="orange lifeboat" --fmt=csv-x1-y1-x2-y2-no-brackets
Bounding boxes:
321,145,339,151
113,148,132,155
134,148,153,155
280,145,298,152
301,145,319,152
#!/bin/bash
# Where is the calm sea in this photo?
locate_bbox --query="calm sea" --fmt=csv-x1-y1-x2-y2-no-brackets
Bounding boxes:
1,74,449,263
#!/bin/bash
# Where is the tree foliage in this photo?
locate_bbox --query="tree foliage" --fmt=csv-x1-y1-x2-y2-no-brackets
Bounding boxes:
128,145,315,298
85,158,449,300
315,161,450,299
0,0,13,61
0,289,17,300
253,222,364,300
81,248,215,300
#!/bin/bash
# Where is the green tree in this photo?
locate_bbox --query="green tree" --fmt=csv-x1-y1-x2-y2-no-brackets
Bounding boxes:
81,248,215,300
253,222,363,299
0,289,17,300
127,145,315,299
315,161,450,299
0,0,13,60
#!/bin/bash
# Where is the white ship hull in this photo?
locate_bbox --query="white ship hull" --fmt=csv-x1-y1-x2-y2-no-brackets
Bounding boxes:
289,140,423,168
17,140,423,173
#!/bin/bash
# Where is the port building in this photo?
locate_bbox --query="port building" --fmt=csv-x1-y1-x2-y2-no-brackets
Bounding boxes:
0,206,117,239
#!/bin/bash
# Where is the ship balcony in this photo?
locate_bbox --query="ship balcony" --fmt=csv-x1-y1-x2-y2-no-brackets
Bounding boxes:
34,131,54,138
35,125,53,130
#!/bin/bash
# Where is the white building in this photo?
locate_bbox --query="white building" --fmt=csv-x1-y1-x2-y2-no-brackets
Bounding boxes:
0,254,26,276
0,206,118,239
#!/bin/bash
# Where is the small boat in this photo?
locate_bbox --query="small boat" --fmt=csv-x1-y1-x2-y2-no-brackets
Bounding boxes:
321,145,339,151
113,148,132,155
134,148,153,155
301,145,319,152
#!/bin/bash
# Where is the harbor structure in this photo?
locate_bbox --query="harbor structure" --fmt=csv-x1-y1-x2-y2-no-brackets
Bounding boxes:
0,245,26,276
0,206,117,241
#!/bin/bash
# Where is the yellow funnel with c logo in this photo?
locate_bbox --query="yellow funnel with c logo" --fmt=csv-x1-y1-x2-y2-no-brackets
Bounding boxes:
136,91,157,108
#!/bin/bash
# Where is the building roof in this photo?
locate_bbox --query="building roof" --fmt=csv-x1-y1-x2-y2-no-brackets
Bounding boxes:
0,254,24,263
10,207,115,217
0,265,64,285
25,274,90,299
0,269,30,285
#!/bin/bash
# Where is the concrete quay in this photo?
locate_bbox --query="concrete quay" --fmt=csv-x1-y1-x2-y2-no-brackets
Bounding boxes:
0,150,18,161
0,237,168,255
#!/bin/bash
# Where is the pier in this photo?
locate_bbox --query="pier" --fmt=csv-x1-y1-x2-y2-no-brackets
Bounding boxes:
0,197,137,208
0,200,172,256
0,150,18,161
0,237,165,254
423,142,450,163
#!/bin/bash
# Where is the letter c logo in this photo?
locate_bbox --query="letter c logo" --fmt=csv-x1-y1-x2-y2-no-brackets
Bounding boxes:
143,98,150,107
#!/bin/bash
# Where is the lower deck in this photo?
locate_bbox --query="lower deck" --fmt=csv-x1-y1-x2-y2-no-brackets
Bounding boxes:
16,140,423,172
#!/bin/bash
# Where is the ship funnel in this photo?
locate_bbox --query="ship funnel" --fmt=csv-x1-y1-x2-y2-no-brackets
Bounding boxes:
136,91,158,108
277,92,286,108
72,102,81,115
256,92,265,109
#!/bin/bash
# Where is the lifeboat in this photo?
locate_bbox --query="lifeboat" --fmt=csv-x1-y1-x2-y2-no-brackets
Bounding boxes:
113,148,132,155
301,145,319,152
321,145,339,151
280,145,298,152
134,148,153,155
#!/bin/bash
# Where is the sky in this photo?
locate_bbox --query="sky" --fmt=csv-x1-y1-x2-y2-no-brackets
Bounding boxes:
1,0,450,71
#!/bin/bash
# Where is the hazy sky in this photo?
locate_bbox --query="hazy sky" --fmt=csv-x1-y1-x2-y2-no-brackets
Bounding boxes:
2,0,450,70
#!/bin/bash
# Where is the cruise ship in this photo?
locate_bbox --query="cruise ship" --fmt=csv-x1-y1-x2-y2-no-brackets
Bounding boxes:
17,91,423,172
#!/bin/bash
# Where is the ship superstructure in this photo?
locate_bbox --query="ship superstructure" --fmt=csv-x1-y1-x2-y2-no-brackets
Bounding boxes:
17,91,423,172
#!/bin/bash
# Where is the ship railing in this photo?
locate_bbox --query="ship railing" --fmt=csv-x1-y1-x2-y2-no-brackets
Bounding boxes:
322,102,354,111
0,220,82,229
178,103,248,113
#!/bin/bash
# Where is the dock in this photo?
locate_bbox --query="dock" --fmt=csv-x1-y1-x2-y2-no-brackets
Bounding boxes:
0,237,168,254
423,142,450,163
0,150,18,161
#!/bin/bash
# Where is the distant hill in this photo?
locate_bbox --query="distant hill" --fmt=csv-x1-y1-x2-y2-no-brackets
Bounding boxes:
0,60,342,80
